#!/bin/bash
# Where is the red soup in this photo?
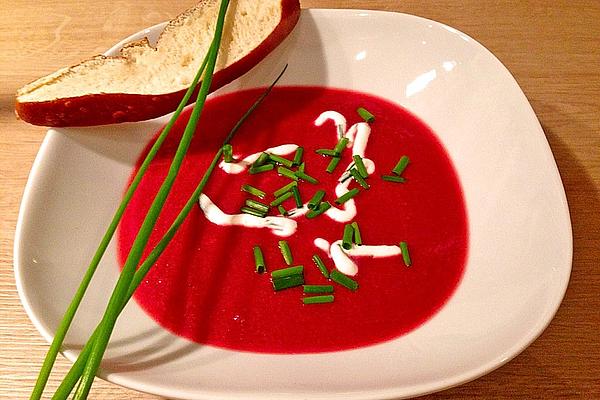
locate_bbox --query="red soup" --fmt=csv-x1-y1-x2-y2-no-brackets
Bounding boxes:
118,86,468,353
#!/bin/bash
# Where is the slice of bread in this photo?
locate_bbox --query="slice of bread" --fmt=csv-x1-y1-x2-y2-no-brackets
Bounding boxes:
15,0,300,127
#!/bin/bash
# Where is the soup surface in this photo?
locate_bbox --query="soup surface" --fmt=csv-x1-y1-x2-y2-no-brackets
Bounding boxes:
118,86,468,353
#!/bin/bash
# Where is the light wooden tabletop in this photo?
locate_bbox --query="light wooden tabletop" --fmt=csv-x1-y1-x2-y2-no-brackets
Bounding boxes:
1,1,599,398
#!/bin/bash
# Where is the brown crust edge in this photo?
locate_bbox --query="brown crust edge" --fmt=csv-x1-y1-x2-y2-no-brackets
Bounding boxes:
15,0,301,127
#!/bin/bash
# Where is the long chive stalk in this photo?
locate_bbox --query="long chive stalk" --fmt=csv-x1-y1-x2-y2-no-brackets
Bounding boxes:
51,61,289,400
72,3,231,398
28,31,214,400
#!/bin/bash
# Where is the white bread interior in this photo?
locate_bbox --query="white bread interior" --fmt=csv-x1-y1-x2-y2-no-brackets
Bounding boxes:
17,0,282,102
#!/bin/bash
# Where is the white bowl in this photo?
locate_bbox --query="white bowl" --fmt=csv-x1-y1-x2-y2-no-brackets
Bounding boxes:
14,9,572,399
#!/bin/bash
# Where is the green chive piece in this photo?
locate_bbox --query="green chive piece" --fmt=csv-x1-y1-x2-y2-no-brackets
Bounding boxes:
241,184,266,199
342,224,355,250
382,175,406,183
399,241,412,266
298,162,306,172
312,254,330,278
245,199,269,213
277,205,288,216
392,156,410,176
253,246,266,274
222,144,234,162
277,166,299,181
272,274,305,291
316,149,339,157
303,295,335,304
357,107,375,123
291,185,303,208
334,137,350,154
306,201,332,219
278,240,294,265
307,190,326,209
326,156,342,173
271,265,303,279
253,152,270,168
353,155,369,178
295,170,318,184
335,188,360,205
270,191,294,207
269,154,294,168
293,147,304,166
273,181,297,198
350,168,370,189
303,285,334,294
330,269,359,291
351,222,362,245
249,163,274,174
340,170,353,183
241,206,267,218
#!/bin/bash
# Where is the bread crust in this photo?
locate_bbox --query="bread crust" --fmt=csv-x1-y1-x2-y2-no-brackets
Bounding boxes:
15,0,300,127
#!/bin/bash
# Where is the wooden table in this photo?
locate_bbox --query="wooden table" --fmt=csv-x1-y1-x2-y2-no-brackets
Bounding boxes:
1,1,598,398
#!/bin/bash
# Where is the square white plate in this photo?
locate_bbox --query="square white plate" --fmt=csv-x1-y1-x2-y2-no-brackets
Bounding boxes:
14,9,572,399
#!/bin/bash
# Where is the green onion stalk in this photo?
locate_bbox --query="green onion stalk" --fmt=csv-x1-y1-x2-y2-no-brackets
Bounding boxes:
28,20,215,400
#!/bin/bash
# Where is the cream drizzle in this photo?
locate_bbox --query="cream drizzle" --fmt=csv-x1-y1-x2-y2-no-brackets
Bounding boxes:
314,238,402,276
199,110,398,276
198,194,297,237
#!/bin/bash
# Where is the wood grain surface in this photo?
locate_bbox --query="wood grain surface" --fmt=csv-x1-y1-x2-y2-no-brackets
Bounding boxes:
1,1,598,398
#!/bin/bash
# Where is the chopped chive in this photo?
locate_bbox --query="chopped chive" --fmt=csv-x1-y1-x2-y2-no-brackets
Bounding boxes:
340,171,353,183
330,269,359,291
337,124,345,139
326,156,342,173
222,144,234,162
298,162,306,172
240,206,267,218
333,137,350,154
351,222,362,245
335,188,360,205
273,181,297,198
241,184,266,199
245,199,269,213
277,205,288,216
316,149,339,157
306,201,331,219
293,147,304,166
353,155,369,178
278,240,294,265
357,107,375,123
249,163,274,174
392,156,410,176
350,168,370,189
269,154,294,168
382,175,406,183
399,241,412,266
307,190,326,209
253,152,270,168
303,285,334,294
312,254,330,278
303,295,335,304
270,191,294,207
291,185,303,208
342,224,355,250
277,166,299,181
271,265,303,279
253,246,266,274
272,274,305,291
295,170,318,184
